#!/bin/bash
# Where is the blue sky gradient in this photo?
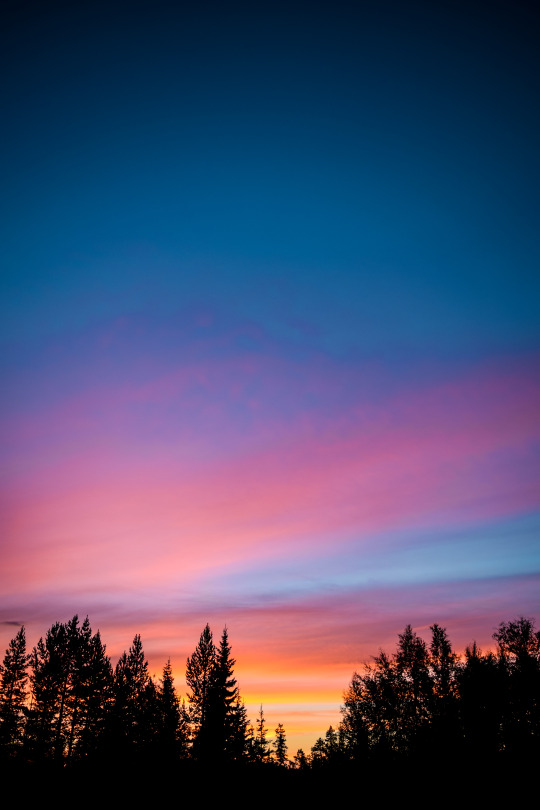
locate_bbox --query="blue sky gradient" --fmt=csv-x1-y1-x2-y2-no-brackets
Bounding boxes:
1,0,539,749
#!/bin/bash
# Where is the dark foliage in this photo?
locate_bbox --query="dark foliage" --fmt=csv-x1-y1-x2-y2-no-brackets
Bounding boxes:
0,626,29,756
186,623,249,762
24,616,112,761
1,612,538,783
339,616,540,766
110,633,158,759
273,722,288,765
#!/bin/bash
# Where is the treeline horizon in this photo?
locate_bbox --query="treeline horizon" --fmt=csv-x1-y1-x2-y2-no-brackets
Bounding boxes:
0,614,539,775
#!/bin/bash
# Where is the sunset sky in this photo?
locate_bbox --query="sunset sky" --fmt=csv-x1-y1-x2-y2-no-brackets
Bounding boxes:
1,0,539,751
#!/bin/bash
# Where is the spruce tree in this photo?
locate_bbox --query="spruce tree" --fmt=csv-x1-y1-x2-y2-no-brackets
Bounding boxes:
226,699,249,761
273,722,288,766
186,624,248,761
252,705,269,762
185,624,216,759
216,626,246,760
157,659,181,760
245,721,255,760
0,626,29,756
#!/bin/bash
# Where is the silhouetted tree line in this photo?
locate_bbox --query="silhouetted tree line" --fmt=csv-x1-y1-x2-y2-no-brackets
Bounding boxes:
311,618,540,772
1,615,539,777
0,618,284,770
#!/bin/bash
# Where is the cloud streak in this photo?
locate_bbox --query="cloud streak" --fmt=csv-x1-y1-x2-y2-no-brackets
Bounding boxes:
2,347,538,626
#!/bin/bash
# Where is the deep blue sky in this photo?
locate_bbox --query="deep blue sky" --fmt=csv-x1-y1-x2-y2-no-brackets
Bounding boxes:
3,0,539,361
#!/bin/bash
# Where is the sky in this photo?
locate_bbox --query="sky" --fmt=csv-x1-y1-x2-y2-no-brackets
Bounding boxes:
1,0,539,751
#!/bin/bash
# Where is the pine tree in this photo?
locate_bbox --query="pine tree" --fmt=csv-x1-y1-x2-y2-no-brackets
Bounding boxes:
293,748,308,769
310,736,326,765
324,725,339,762
0,626,29,755
428,624,459,752
114,634,150,712
26,618,73,759
186,624,216,759
74,628,113,759
112,634,156,755
430,624,456,698
64,615,92,759
25,616,113,761
273,722,288,766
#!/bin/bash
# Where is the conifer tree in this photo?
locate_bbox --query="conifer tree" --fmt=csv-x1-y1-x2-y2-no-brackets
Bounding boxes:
186,624,216,759
112,634,156,755
310,736,327,765
395,624,431,745
341,625,433,756
430,624,457,699
323,725,339,761
428,624,459,751
215,628,238,738
26,618,75,759
492,617,540,752
293,748,308,769
0,626,29,755
226,699,249,760
25,616,103,758
186,624,247,761
157,659,184,760
245,721,255,760
273,722,288,766
215,626,250,760
252,705,269,762
25,615,112,761
458,641,502,755
64,615,92,758
74,628,113,758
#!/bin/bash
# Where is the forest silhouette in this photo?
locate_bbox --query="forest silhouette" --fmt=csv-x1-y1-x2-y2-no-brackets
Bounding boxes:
1,615,538,796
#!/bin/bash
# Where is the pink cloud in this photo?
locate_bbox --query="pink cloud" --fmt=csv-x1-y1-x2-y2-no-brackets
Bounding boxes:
2,355,539,604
